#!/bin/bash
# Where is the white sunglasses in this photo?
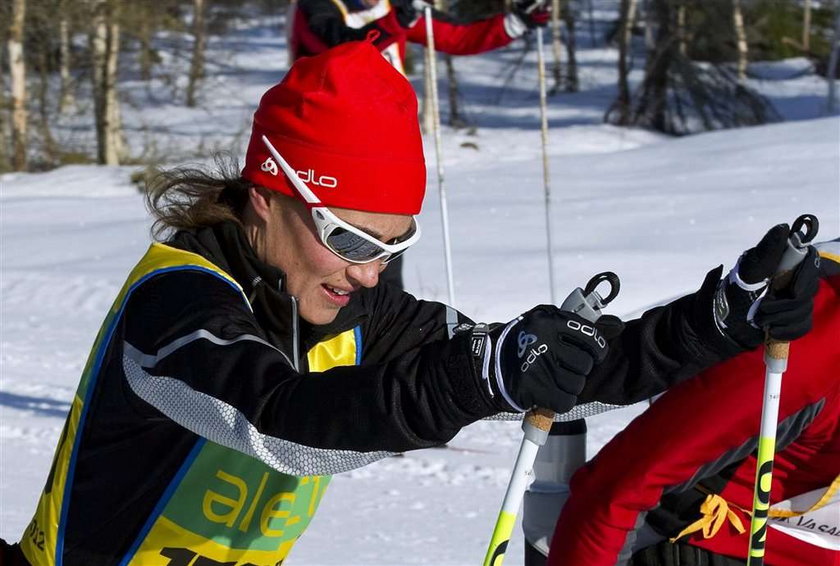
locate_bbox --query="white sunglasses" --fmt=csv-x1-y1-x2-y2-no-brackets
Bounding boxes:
261,136,421,264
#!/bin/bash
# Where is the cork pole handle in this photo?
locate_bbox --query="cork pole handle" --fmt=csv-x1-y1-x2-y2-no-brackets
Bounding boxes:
524,407,556,433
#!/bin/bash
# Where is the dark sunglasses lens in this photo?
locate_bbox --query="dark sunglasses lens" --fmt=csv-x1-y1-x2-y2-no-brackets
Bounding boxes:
326,228,385,262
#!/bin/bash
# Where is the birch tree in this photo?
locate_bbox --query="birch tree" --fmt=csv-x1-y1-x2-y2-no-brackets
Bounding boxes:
732,0,748,82
31,5,58,163
90,0,125,165
676,0,687,56
8,0,27,171
422,57,435,134
803,0,812,52
610,0,638,125
561,0,578,91
606,0,775,135
439,0,463,127
550,0,563,91
186,0,207,108
0,11,10,171
58,1,76,114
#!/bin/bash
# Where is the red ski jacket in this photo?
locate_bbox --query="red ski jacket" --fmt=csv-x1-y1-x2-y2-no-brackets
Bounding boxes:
548,241,840,566
289,0,515,74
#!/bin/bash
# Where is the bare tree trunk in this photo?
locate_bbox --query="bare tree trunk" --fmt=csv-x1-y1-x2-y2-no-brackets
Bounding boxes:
59,12,76,114
828,5,840,114
420,3,436,135
36,36,58,163
643,0,656,51
421,59,434,134
550,0,563,92
444,55,465,127
634,0,674,132
562,0,578,92
586,0,596,46
105,4,124,161
676,1,686,56
91,0,124,165
437,0,462,127
186,0,206,107
139,12,153,80
614,0,638,124
803,0,812,53
8,0,27,171
92,0,108,160
732,0,748,82
0,63,9,171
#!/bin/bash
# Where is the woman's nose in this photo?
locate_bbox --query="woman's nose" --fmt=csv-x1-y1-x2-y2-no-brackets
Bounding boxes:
346,261,383,288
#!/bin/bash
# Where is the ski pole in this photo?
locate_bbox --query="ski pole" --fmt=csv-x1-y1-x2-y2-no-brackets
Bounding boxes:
536,26,556,304
424,4,456,307
482,272,620,566
747,214,819,566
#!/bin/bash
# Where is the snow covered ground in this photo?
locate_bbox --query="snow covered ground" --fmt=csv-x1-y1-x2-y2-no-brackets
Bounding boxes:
1,12,838,566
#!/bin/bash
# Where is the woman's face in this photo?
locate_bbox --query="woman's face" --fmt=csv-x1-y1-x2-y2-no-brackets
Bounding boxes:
248,189,413,325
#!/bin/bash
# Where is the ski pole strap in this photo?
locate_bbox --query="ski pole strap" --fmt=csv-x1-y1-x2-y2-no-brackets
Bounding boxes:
670,494,747,543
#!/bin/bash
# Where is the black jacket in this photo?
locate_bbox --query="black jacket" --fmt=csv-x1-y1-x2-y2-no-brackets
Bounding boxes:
19,221,741,566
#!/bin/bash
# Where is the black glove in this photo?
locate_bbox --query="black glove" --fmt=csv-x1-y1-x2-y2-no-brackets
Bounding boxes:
712,223,820,349
468,306,610,414
392,0,425,28
512,0,550,29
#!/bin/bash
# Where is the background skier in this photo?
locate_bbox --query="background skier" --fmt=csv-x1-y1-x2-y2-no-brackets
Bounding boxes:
289,0,549,72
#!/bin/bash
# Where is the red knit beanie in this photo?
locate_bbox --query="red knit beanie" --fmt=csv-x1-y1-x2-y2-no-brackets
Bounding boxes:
241,41,426,215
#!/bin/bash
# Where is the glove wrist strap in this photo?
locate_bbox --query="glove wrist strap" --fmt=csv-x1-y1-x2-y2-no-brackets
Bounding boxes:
503,13,527,38
727,256,770,292
494,318,527,413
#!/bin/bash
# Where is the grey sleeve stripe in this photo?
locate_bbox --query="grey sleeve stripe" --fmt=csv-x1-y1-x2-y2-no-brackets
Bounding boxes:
125,329,293,369
122,351,394,475
483,401,626,421
554,401,626,422
446,305,459,339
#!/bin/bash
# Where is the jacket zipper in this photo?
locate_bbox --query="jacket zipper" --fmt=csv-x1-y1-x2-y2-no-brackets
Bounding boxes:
290,295,301,372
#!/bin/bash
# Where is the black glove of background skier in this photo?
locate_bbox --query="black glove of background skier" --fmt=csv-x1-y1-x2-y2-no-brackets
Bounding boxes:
392,0,426,28
469,306,610,414
511,0,550,29
712,223,819,349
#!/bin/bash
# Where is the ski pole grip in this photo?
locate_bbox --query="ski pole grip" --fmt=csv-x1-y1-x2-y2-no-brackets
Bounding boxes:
764,214,818,361
524,272,621,432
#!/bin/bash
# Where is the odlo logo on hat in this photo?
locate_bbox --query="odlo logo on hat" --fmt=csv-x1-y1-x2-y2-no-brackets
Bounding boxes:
260,158,338,189
261,157,278,176
296,169,338,189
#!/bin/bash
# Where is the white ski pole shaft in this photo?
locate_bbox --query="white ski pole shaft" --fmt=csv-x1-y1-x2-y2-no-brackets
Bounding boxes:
747,214,819,566
425,5,456,307
483,272,620,566
483,407,554,566
536,27,556,304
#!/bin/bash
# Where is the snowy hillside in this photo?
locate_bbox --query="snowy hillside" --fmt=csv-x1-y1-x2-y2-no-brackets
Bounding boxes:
1,13,838,566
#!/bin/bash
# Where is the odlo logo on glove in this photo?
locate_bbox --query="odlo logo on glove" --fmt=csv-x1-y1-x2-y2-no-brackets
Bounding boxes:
566,319,606,349
518,331,547,373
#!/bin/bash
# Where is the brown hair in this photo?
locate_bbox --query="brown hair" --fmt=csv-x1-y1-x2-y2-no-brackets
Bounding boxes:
145,155,254,240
